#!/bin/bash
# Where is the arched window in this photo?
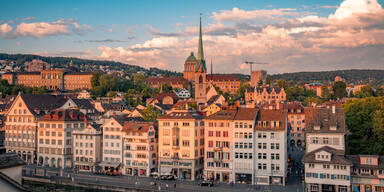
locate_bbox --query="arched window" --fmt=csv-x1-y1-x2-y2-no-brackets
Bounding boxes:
199,75,203,83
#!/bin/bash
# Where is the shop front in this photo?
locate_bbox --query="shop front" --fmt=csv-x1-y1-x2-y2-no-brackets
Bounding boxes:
235,173,252,184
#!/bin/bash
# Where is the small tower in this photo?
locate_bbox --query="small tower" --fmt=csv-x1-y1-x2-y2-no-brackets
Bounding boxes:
194,14,207,104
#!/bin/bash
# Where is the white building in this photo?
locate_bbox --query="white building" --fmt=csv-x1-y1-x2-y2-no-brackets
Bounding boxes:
100,116,125,173
303,106,351,192
173,88,191,98
73,123,102,172
122,121,157,177
232,108,258,184
254,109,288,186
305,106,346,153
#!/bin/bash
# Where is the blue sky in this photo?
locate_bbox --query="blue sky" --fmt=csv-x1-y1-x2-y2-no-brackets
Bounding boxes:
1,0,384,74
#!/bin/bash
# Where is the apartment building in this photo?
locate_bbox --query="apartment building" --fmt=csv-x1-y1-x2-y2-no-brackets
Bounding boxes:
204,110,237,183
73,123,102,172
348,155,384,191
232,108,258,184
305,106,346,153
37,109,85,168
122,121,157,177
157,110,204,181
4,93,67,163
254,109,288,186
303,106,351,192
100,116,125,173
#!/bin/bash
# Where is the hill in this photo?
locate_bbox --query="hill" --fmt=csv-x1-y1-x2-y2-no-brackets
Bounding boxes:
0,53,182,77
270,69,384,85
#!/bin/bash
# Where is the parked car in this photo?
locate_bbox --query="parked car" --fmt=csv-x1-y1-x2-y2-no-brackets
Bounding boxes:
199,180,214,187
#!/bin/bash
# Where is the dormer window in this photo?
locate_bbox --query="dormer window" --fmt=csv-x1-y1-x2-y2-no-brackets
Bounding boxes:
314,125,320,130
330,126,337,131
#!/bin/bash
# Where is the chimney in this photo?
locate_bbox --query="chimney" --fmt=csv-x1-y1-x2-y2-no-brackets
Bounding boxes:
332,105,336,114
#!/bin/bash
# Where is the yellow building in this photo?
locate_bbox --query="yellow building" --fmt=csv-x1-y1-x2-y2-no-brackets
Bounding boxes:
157,110,204,180
202,103,222,116
245,86,286,106
4,93,67,163
37,109,86,168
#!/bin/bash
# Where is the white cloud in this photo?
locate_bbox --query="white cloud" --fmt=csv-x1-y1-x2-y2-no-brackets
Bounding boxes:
0,19,91,38
0,23,13,38
329,0,382,20
98,0,384,74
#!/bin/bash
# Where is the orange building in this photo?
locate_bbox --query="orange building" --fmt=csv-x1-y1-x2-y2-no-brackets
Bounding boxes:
208,74,240,94
245,86,286,105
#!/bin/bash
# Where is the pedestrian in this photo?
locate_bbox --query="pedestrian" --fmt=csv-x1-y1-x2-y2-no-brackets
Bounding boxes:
174,183,176,189
166,184,168,190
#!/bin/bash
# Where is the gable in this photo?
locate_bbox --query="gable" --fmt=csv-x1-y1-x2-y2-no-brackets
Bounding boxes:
60,99,77,109
315,150,332,161
6,94,34,117
102,118,123,128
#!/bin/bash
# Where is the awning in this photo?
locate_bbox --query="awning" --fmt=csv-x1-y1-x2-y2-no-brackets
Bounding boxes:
160,167,172,175
98,161,120,167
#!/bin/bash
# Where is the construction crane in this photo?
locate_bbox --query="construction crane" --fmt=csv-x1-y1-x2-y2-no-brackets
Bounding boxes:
244,61,268,74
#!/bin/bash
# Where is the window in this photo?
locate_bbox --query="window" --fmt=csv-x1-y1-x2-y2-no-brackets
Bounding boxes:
263,143,267,149
271,133,275,139
182,140,190,147
223,131,228,137
276,143,280,150
208,141,213,147
208,131,214,137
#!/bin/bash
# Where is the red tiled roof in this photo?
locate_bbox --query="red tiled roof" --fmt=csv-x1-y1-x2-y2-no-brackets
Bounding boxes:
39,109,86,121
144,76,188,84
123,121,155,133
210,74,240,81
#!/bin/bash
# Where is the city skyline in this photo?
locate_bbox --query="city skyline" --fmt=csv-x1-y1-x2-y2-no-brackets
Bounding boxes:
1,0,384,74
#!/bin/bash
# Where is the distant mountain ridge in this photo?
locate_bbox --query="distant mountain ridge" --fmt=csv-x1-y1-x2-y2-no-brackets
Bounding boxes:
270,69,384,85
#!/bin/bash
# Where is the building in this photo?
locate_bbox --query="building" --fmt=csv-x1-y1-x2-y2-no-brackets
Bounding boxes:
245,86,286,105
4,93,67,163
250,70,267,87
1,69,92,90
157,110,204,181
122,121,157,177
232,108,258,184
254,109,288,186
173,88,191,99
283,103,305,147
304,106,346,153
303,146,352,192
204,110,237,183
37,109,86,168
73,123,102,172
348,155,384,191
27,59,49,72
100,116,126,174
303,106,351,192
193,16,207,104
143,76,188,89
209,75,241,94
305,83,323,98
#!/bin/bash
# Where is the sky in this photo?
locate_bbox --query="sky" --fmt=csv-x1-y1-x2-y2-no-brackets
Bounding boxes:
1,0,384,74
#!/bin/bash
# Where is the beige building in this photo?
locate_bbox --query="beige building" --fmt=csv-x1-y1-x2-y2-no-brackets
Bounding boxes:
245,86,286,106
157,110,204,180
73,123,102,172
122,121,157,177
4,93,67,163
204,110,237,183
37,109,85,168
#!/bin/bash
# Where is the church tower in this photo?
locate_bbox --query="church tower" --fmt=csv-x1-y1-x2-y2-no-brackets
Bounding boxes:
194,14,207,104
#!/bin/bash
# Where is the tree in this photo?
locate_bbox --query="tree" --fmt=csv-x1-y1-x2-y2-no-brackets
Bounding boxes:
332,81,347,99
355,85,374,98
164,70,170,77
344,97,384,155
276,79,288,90
265,75,271,85
377,87,384,97
321,82,330,99
141,105,161,122
236,81,250,100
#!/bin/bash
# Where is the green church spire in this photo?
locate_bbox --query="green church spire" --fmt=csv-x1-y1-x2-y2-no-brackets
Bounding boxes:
196,13,206,72
197,14,204,61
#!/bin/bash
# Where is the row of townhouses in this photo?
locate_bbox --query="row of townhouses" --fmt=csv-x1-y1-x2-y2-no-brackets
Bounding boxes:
3,93,384,190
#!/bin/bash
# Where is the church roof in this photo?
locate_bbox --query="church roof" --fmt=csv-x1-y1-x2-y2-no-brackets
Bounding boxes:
186,52,197,62
195,15,207,73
